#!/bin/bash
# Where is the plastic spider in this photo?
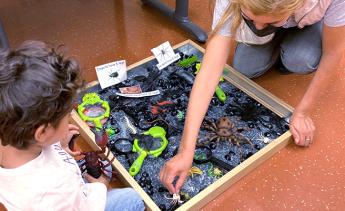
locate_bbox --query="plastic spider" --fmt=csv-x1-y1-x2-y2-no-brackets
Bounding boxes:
226,97,277,130
257,132,272,144
198,116,253,161
199,116,253,147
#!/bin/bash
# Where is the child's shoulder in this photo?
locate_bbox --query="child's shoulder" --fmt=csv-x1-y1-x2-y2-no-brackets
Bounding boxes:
0,143,83,195
0,143,80,177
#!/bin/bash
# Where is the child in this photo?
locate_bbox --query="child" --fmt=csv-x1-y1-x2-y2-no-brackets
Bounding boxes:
0,41,144,211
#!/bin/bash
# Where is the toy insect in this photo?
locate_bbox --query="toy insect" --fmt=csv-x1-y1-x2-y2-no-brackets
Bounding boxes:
188,166,203,177
257,132,272,144
74,129,118,180
176,110,185,121
180,192,191,201
164,193,184,206
105,127,117,137
198,116,254,161
213,167,223,178
225,97,283,131
151,101,174,115
199,116,253,147
177,55,198,68
124,115,138,134
80,149,113,179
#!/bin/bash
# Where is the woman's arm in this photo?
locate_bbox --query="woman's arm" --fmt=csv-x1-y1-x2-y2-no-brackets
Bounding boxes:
290,24,345,146
160,35,232,193
179,35,232,155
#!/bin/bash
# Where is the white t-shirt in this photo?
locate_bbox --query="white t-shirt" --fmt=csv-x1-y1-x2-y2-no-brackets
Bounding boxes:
0,143,107,211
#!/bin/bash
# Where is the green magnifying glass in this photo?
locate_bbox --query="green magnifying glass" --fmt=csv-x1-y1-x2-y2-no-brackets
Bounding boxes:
129,126,169,176
77,93,110,129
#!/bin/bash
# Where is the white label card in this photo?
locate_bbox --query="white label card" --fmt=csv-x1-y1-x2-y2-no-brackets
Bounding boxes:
151,41,181,70
115,90,161,98
95,60,127,89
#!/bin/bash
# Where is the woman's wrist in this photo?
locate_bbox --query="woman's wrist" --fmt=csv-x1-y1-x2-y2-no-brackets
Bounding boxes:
293,108,306,115
178,143,195,160
294,99,313,115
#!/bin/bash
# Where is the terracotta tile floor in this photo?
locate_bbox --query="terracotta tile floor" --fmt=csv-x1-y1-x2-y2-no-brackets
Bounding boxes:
1,0,345,210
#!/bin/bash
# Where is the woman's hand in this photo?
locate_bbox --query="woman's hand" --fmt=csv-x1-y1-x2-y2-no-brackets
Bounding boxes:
159,151,193,194
289,111,316,147
61,124,82,156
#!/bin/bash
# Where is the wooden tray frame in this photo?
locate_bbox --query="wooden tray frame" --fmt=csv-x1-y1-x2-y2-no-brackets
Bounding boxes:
70,40,293,211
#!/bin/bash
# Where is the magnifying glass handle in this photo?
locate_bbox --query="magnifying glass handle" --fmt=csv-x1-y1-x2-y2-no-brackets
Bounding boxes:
215,86,226,103
129,151,148,176
210,157,235,171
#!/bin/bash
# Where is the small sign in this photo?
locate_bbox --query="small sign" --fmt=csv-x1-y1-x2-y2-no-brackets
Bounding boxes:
95,60,127,89
151,41,180,70
115,90,161,98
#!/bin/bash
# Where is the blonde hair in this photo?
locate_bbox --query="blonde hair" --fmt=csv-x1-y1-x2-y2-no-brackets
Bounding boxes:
210,0,304,38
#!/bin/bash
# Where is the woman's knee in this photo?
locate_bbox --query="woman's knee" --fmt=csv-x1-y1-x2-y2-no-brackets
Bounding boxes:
233,43,277,78
233,60,271,78
280,48,321,74
280,22,322,74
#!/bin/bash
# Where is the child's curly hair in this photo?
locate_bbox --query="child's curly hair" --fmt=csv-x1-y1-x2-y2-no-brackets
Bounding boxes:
0,41,82,149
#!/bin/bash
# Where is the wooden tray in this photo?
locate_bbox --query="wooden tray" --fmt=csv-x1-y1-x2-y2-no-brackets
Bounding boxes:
71,40,293,211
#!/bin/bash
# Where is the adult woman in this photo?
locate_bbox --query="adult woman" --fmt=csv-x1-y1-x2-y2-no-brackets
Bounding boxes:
160,0,345,194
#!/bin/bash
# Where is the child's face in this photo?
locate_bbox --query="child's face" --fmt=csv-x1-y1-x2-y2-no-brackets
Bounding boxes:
39,113,71,147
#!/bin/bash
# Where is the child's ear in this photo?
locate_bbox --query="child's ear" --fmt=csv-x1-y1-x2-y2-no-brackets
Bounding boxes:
34,124,53,144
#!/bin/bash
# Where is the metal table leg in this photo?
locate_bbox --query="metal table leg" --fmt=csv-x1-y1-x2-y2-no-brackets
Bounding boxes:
142,0,208,43
0,19,9,49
